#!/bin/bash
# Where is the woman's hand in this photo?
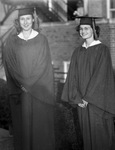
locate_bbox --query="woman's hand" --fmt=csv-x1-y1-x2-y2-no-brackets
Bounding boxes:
78,99,88,108
21,85,27,93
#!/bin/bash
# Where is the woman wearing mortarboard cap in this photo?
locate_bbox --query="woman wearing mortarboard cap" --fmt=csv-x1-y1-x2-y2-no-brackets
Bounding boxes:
2,6,55,150
61,16,115,150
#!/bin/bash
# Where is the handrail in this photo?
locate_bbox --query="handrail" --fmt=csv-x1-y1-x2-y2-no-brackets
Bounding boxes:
0,26,14,41
0,6,16,25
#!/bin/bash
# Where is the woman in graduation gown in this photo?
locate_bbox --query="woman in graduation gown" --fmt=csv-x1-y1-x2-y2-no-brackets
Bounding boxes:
61,16,115,150
2,7,55,150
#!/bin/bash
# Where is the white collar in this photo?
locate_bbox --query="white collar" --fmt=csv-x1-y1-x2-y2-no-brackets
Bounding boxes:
82,40,101,48
18,29,39,41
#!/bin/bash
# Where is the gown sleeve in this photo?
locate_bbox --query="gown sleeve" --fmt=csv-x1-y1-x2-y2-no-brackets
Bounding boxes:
61,47,83,104
83,45,115,115
62,44,115,115
3,35,22,94
3,35,51,86
3,34,55,105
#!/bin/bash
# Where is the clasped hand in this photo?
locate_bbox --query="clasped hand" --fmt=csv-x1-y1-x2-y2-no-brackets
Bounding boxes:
78,99,88,108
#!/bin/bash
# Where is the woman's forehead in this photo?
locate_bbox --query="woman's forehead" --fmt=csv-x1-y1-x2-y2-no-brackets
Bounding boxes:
19,14,33,18
80,24,91,28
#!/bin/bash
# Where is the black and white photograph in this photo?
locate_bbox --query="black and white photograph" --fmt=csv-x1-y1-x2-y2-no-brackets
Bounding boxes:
0,0,115,150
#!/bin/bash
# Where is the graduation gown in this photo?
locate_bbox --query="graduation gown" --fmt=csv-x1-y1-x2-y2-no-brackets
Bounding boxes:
61,42,115,150
3,33,55,150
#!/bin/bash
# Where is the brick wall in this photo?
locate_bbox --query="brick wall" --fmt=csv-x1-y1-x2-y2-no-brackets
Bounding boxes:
41,21,81,62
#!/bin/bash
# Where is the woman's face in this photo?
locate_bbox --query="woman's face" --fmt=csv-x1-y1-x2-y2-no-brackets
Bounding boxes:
79,25,94,40
19,14,34,31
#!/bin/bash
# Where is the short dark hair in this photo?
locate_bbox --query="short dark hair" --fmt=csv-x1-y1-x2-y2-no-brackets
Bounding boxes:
76,24,100,39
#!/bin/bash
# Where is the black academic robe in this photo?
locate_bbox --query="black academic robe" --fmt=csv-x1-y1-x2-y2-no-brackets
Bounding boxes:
61,43,115,150
3,33,55,105
3,33,55,150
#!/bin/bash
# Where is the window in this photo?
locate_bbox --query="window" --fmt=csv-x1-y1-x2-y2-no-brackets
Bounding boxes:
110,0,115,18
107,0,115,20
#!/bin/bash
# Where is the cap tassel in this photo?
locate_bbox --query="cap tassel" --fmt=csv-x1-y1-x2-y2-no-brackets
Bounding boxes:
92,19,97,40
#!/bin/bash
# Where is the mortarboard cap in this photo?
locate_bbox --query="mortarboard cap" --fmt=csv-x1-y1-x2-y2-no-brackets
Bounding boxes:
17,7,34,17
76,16,101,27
